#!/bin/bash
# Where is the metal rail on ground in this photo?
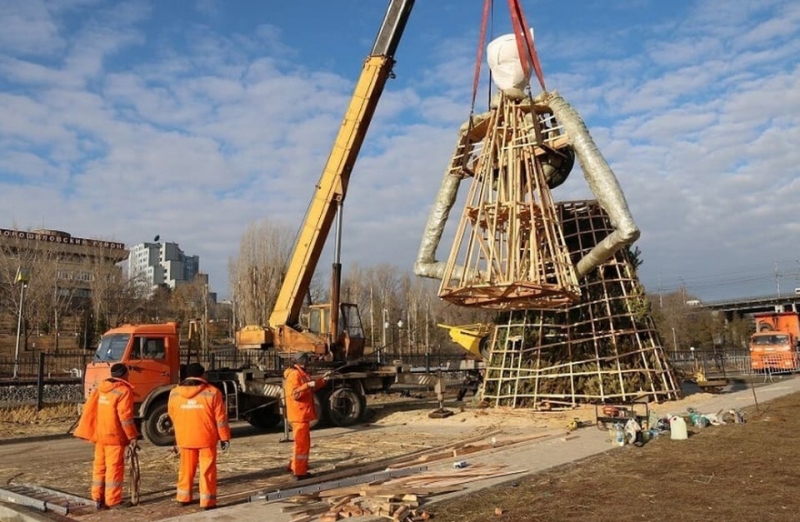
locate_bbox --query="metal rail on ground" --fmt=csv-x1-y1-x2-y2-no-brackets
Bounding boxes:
0,483,95,516
250,465,428,502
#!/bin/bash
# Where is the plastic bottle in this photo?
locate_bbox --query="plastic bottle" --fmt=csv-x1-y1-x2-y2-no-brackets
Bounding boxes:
614,424,625,446
669,415,688,440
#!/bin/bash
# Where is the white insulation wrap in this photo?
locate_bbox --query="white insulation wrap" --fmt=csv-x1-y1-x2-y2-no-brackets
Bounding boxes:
487,30,534,96
545,90,640,277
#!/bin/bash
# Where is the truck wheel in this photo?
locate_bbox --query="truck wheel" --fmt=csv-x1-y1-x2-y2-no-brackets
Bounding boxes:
327,387,366,427
247,407,282,430
144,401,175,446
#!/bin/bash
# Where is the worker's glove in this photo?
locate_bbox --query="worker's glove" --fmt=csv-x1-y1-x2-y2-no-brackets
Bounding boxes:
220,440,230,452
322,371,334,380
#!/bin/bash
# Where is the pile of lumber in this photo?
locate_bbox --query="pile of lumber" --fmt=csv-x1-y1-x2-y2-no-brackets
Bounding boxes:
280,464,521,522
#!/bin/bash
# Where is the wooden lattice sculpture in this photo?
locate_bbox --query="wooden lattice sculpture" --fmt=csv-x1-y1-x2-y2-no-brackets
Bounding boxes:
480,200,681,408
435,95,580,310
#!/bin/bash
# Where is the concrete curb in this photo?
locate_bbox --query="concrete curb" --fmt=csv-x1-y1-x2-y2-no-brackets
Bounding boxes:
0,432,72,447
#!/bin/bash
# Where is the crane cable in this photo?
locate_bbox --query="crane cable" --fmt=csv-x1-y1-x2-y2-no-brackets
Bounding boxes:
470,0,547,119
127,443,141,506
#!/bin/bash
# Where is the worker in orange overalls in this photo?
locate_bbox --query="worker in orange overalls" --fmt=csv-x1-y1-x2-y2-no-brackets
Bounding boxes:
74,363,139,510
168,363,231,510
284,352,329,480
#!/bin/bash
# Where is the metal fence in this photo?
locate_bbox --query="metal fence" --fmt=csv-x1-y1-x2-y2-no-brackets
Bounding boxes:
375,350,477,372
199,348,474,374
202,346,282,372
667,350,800,376
0,351,92,382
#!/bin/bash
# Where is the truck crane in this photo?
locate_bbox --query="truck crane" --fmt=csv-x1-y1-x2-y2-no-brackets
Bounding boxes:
82,0,419,446
236,0,414,363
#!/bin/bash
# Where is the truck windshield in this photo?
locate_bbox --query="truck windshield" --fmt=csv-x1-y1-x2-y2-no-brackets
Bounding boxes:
752,334,789,346
95,334,131,361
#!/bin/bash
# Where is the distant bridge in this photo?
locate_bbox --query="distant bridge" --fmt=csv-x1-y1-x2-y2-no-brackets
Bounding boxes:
701,293,800,318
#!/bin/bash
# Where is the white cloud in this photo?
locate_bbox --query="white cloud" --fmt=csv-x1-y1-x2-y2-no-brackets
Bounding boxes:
0,0,798,302
0,1,64,56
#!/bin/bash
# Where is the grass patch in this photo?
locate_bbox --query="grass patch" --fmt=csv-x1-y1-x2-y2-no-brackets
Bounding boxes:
1,402,79,424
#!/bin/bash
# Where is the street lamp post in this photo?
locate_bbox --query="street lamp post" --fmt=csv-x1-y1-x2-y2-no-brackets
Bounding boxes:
397,318,404,361
381,308,388,364
13,268,30,379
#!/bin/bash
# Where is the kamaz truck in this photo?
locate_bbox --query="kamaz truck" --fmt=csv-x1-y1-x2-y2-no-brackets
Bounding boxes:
749,312,800,372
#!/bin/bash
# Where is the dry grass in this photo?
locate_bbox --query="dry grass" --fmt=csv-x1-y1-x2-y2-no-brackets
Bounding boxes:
430,392,800,522
0,402,78,438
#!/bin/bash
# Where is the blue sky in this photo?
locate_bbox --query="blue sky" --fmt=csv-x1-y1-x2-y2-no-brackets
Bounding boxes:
1,0,799,302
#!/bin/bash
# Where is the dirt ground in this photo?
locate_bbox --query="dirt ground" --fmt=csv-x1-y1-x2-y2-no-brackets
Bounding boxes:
2,385,799,522
0,392,551,522
431,390,800,522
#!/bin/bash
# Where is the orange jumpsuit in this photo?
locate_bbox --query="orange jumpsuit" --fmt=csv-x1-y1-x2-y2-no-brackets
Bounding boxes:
283,365,326,476
74,378,138,507
168,378,231,508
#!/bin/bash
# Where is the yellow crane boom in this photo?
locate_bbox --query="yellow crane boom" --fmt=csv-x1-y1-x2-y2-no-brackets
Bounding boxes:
237,0,415,361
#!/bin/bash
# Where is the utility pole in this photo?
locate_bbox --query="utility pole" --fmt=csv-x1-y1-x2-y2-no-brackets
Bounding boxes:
425,300,430,372
658,274,663,308
54,284,59,354
680,278,686,305
203,284,209,356
369,286,374,351
229,294,236,341
672,327,678,358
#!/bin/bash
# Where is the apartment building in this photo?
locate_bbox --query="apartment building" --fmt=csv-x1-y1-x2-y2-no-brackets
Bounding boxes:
128,241,200,290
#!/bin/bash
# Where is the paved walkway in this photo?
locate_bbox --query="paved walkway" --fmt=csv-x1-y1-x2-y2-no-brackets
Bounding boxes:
160,375,800,522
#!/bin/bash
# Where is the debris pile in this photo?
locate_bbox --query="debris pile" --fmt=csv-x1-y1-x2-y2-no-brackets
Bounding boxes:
280,464,522,522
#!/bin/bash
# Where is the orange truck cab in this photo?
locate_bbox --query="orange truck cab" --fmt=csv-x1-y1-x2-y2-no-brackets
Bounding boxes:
83,321,331,446
749,312,800,371
84,322,186,445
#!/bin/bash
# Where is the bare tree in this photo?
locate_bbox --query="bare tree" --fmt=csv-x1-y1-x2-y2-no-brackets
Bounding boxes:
171,275,213,354
88,257,149,331
228,219,294,327
0,232,64,352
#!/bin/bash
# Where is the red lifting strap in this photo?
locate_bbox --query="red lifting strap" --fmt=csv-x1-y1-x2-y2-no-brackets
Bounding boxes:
507,0,546,92
470,0,493,114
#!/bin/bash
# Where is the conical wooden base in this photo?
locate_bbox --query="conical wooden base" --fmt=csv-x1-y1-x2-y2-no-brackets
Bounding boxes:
480,200,681,409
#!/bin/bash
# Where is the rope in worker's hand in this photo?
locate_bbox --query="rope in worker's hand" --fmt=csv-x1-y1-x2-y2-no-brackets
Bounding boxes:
126,443,141,506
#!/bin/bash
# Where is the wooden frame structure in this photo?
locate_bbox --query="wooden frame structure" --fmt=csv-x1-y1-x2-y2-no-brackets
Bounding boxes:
481,200,681,409
437,95,580,310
